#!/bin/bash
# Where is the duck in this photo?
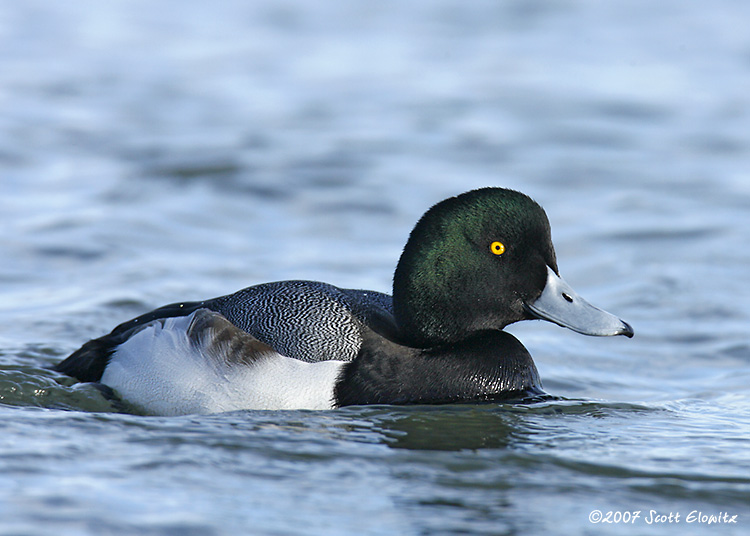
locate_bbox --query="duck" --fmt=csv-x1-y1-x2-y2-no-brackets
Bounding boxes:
56,187,633,415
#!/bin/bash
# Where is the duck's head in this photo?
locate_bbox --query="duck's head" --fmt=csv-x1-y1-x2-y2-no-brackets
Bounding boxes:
393,187,633,347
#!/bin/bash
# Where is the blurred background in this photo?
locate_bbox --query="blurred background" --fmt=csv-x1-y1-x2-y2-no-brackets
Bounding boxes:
1,1,749,535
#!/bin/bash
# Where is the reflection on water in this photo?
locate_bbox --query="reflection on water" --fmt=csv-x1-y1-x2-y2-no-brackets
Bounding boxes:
371,406,525,451
362,400,656,451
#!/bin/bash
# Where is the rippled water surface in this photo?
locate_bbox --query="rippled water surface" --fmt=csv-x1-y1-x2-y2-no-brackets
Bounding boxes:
2,1,750,534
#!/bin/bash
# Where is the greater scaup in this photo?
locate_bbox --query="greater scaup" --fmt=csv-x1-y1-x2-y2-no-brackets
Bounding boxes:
56,188,633,414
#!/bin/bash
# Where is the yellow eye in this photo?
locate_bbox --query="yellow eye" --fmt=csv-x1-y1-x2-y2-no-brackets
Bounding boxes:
490,241,506,255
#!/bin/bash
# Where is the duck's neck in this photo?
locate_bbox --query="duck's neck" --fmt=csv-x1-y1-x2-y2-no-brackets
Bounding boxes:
392,246,482,348
333,329,543,407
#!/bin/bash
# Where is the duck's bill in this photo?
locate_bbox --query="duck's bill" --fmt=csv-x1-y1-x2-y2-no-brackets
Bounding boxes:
525,266,634,338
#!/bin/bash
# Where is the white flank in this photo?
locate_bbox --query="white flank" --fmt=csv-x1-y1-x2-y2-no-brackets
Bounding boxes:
100,313,344,415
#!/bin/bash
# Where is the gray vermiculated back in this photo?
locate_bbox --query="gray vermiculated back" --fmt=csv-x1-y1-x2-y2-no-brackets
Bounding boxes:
207,281,394,363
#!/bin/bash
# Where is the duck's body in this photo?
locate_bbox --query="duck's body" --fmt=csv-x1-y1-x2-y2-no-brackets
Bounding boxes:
57,188,632,415
58,281,542,414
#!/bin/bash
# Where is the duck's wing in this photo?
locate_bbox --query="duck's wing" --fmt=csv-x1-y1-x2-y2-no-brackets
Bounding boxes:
57,281,397,382
99,308,343,414
184,307,277,367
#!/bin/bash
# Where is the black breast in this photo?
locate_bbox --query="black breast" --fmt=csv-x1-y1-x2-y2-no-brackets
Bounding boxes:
334,329,543,406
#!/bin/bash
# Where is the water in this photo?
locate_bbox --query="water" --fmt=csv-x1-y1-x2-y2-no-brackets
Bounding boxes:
2,0,750,534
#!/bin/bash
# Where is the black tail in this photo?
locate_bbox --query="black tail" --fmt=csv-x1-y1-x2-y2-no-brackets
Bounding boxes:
55,300,206,382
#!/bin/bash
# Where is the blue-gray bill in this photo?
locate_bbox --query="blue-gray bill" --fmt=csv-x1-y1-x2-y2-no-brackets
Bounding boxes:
525,266,634,338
